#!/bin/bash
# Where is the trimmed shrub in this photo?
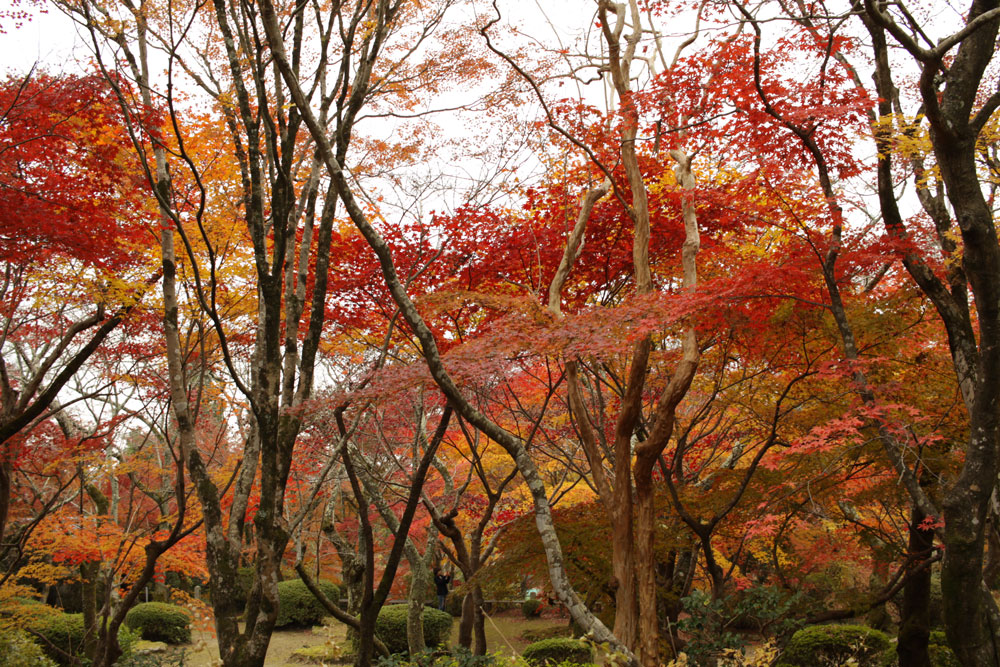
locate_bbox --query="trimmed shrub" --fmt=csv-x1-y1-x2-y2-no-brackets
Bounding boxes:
372,604,453,655
29,611,87,663
275,578,340,627
27,611,139,666
776,624,892,667
125,601,192,644
522,638,593,666
0,627,57,666
521,598,542,619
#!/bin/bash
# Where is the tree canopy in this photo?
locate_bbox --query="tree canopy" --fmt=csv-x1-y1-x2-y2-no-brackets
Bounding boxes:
0,0,998,666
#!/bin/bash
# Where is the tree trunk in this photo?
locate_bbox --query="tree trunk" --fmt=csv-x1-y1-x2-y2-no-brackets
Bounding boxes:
406,570,427,656
610,487,638,649
984,513,1000,589
458,592,474,649
898,506,933,667
355,605,377,667
81,561,99,662
472,584,487,655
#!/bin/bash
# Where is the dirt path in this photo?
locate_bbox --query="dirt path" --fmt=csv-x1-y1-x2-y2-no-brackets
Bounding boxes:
155,612,568,665
152,623,347,666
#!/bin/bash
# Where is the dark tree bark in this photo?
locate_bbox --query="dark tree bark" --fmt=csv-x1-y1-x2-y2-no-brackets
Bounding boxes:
898,506,934,667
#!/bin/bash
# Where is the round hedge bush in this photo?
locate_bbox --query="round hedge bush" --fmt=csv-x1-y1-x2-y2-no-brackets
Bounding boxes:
27,611,139,666
776,624,892,667
521,598,542,619
522,638,594,666
372,604,453,655
124,601,192,644
275,578,340,627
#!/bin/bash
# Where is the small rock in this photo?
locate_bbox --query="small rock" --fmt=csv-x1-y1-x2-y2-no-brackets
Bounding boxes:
134,640,169,654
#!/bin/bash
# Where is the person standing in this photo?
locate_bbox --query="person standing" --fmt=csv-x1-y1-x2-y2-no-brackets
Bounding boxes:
434,567,452,611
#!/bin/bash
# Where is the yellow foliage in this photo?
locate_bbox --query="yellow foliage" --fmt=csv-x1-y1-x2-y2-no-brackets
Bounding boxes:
8,562,74,587
0,582,59,630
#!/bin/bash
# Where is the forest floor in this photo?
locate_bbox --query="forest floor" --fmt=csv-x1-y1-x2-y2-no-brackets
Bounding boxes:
147,611,570,666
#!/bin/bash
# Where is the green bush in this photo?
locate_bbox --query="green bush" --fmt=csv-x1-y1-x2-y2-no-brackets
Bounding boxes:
870,631,959,667
676,590,744,662
376,648,524,667
27,611,139,666
724,584,805,637
125,601,192,644
28,611,87,664
522,638,592,666
521,626,572,643
237,566,255,598
0,627,57,666
275,578,340,627
521,598,542,619
114,649,190,667
776,624,892,667
117,625,141,662
927,630,959,667
372,604,453,655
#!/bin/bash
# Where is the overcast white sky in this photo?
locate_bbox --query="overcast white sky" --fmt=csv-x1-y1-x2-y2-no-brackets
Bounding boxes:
0,3,94,76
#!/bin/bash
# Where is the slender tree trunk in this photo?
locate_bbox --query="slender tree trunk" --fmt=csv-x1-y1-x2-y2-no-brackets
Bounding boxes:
898,506,933,667
610,487,638,648
81,561,99,661
458,593,474,648
406,566,428,655
0,460,10,548
472,584,487,655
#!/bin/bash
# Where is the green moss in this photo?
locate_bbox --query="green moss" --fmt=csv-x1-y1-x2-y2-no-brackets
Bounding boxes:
125,602,192,644
776,624,892,667
521,638,593,666
290,644,344,663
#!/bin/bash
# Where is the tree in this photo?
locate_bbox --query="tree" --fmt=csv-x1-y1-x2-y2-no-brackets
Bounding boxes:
0,69,155,547
719,1,1000,661
60,1,495,664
